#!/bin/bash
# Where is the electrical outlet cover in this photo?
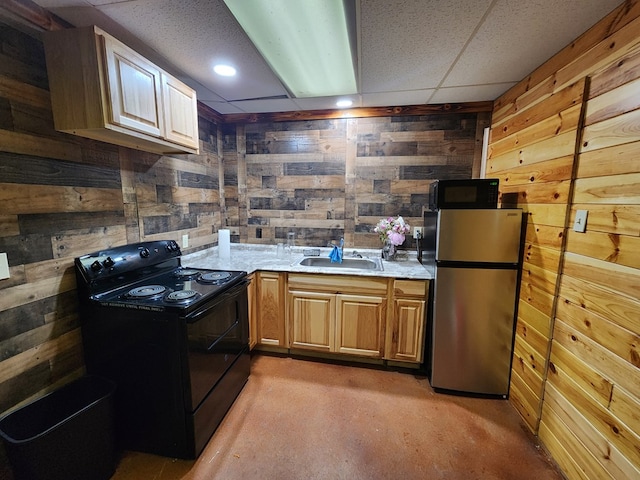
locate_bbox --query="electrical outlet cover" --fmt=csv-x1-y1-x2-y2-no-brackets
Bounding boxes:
0,253,9,280
573,210,588,233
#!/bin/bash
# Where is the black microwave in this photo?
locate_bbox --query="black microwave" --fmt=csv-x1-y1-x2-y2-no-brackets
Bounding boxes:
429,179,499,210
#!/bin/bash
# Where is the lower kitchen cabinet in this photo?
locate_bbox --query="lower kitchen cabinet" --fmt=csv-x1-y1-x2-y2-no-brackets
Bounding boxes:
335,294,385,357
252,272,429,365
385,279,428,363
288,273,388,359
247,273,257,349
255,271,286,347
289,290,335,352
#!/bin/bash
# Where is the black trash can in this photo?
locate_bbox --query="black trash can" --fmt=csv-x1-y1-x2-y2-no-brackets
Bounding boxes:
0,375,116,480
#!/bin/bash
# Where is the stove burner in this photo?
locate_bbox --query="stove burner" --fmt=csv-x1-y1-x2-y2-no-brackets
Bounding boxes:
174,268,201,279
199,272,231,284
166,290,199,302
127,285,166,298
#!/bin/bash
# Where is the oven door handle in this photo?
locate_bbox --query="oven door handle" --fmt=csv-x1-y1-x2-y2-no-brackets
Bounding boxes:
204,320,240,352
186,279,250,323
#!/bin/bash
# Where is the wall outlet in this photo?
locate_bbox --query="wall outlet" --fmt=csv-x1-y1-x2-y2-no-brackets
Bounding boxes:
573,210,588,233
182,234,189,248
413,226,424,239
0,253,9,280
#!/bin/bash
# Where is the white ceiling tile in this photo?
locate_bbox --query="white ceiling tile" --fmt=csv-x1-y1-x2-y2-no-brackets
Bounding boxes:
28,0,625,114
34,0,90,6
430,83,517,103
361,90,435,107
443,0,622,87
360,0,493,93
229,98,301,114
183,80,225,103
201,101,245,115
94,0,288,101
293,96,363,111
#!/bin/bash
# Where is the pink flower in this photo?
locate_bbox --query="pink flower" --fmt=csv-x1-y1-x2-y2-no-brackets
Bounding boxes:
388,231,405,245
373,215,410,246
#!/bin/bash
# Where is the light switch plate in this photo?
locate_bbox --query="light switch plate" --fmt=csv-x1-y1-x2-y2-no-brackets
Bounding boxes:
0,253,9,280
182,234,189,248
573,209,588,233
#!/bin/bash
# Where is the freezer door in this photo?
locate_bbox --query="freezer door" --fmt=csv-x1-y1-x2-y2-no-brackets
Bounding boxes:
430,266,518,395
436,209,523,263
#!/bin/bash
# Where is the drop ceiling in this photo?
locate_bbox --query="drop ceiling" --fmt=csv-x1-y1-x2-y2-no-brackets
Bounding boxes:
28,0,623,115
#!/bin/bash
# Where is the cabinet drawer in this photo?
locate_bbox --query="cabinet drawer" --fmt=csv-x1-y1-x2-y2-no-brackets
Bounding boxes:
393,279,428,297
288,273,388,295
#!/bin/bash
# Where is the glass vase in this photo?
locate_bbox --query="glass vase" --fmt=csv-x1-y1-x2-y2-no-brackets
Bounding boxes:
382,241,396,261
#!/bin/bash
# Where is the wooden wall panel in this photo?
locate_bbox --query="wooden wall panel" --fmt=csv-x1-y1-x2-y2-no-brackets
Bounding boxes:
488,4,640,476
576,141,640,178
542,383,639,480
491,81,585,144
0,22,221,416
564,229,640,269
488,5,640,477
508,370,540,433
232,113,488,248
487,78,584,432
492,0,640,125
550,320,640,466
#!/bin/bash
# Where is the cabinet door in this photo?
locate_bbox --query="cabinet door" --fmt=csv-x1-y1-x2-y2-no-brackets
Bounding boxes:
387,298,425,363
289,290,335,352
335,294,385,358
102,35,163,137
247,274,257,350
161,73,199,149
256,272,286,346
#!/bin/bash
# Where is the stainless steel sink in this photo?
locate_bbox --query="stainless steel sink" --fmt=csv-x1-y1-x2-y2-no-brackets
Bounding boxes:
294,256,383,271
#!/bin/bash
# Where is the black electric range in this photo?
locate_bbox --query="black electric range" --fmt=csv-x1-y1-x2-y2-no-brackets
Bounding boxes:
74,240,250,459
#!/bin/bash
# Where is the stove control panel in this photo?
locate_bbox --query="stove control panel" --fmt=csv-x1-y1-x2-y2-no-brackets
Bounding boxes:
75,240,182,284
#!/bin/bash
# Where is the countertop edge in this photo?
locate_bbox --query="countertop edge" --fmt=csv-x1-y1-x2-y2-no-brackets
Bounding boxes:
182,244,432,280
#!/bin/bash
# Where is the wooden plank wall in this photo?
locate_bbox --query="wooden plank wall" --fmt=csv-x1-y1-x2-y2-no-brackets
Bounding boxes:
0,23,221,416
488,78,584,433
541,37,640,480
488,1,640,478
231,113,489,248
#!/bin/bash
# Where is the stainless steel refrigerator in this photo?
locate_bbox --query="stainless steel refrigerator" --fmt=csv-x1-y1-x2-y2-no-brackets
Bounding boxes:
423,209,524,397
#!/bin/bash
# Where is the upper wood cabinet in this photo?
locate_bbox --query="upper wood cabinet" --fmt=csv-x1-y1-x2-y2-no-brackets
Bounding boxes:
42,26,199,155
161,73,199,149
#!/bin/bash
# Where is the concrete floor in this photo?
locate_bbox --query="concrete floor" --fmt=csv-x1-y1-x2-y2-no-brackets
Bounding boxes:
111,353,563,480
0,353,564,480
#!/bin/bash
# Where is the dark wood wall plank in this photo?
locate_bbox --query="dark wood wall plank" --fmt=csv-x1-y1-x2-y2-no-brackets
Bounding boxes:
232,113,483,248
0,21,222,416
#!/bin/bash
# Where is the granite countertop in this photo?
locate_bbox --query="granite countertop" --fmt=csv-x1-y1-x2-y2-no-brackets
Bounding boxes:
183,244,433,280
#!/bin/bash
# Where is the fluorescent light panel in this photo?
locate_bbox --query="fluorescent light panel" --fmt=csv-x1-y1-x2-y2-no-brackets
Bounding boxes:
224,0,357,98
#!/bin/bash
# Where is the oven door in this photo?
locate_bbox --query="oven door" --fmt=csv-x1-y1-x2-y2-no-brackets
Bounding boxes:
185,280,249,411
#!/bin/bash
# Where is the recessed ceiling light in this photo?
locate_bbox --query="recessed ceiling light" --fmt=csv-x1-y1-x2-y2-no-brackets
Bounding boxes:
336,99,353,108
214,64,236,77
